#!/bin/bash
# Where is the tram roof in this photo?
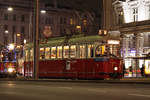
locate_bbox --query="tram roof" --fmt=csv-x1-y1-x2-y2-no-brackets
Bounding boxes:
25,34,119,49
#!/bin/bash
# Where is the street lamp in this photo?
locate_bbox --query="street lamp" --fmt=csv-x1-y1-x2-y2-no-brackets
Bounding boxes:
24,39,27,44
8,43,15,51
40,10,46,14
8,7,13,12
5,30,9,34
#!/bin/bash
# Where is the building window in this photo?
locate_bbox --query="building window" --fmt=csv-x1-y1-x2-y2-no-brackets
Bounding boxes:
12,25,16,33
21,15,25,22
13,14,16,21
118,11,124,24
70,18,73,25
4,25,8,31
60,17,67,24
45,17,51,25
12,26,16,42
21,26,25,34
4,14,8,20
83,19,87,26
133,8,138,22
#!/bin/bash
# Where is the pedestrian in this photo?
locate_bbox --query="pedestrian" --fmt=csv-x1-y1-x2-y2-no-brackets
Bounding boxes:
122,63,126,77
140,64,145,77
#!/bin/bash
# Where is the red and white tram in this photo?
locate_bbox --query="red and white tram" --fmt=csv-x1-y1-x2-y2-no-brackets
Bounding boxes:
24,34,123,79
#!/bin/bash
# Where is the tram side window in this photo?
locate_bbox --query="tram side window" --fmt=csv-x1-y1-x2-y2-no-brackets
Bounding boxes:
51,47,56,59
64,46,69,58
70,45,76,58
30,49,33,61
57,46,62,58
40,48,45,60
95,45,106,57
45,47,50,59
80,45,86,58
25,50,29,61
87,45,94,58
109,45,119,57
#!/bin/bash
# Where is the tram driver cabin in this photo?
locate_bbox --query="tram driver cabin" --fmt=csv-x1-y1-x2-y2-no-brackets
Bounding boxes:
24,33,123,79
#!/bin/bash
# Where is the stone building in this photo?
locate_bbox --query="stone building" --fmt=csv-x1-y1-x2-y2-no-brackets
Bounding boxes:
0,0,99,47
111,0,150,77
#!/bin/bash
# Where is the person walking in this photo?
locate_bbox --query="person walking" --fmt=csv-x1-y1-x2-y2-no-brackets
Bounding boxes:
140,64,145,77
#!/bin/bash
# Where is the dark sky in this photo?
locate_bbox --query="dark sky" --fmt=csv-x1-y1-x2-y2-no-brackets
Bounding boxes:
43,0,103,16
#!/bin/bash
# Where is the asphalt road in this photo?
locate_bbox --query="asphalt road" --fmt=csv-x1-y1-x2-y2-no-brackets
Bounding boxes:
0,81,150,100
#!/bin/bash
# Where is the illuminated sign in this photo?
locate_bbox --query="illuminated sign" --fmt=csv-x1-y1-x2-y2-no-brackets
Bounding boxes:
107,40,120,44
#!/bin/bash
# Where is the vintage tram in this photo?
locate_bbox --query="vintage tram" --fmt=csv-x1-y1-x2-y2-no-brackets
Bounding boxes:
0,61,16,77
24,34,123,79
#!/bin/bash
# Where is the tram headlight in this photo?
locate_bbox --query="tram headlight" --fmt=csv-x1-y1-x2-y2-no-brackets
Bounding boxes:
8,68,14,73
114,67,118,71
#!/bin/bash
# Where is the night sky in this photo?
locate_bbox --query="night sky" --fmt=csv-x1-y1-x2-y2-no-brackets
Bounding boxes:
43,0,103,16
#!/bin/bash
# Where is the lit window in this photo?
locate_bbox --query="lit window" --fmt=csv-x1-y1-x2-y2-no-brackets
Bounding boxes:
25,50,29,61
70,45,76,58
133,8,138,22
109,45,120,57
70,18,73,25
83,20,87,26
51,47,56,59
64,46,69,58
57,46,62,58
80,45,86,58
30,49,33,61
76,25,81,29
45,47,50,59
40,48,45,59
95,45,106,57
87,45,94,58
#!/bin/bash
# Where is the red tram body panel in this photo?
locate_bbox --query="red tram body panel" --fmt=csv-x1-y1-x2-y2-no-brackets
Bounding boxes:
24,58,123,79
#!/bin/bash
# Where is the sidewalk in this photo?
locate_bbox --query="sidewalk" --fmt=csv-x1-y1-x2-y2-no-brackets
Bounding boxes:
1,77,150,84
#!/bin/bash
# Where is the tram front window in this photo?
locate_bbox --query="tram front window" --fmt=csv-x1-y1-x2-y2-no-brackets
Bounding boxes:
95,45,106,57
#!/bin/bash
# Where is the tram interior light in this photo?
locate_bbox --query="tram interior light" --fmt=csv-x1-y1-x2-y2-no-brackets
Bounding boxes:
107,40,120,45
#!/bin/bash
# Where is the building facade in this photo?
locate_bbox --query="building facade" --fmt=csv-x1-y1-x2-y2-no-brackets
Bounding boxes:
0,0,99,47
112,0,150,77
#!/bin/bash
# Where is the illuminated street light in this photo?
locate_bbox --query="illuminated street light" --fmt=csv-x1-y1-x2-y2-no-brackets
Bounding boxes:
17,33,21,37
5,30,9,34
24,39,27,44
76,25,81,29
40,10,46,14
8,43,15,51
8,7,13,11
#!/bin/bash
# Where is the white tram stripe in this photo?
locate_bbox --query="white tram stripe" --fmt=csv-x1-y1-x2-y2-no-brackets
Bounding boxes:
128,94,150,98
